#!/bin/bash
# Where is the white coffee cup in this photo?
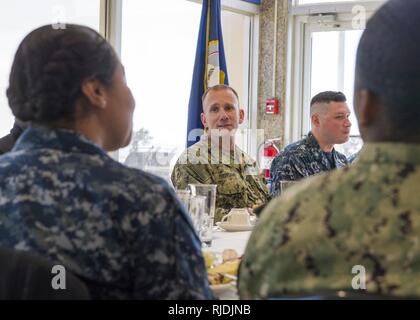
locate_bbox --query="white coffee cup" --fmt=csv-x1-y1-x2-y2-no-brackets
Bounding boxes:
221,208,252,226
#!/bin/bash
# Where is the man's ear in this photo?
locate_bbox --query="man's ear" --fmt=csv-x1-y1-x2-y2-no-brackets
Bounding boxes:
201,112,207,129
356,89,378,128
238,108,245,125
311,113,320,127
81,78,107,110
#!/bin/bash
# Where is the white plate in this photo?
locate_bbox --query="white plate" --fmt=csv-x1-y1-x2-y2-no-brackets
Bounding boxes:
210,282,238,299
217,222,254,232
210,282,236,293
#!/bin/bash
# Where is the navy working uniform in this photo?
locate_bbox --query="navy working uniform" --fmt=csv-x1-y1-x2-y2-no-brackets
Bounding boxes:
270,132,348,196
0,127,213,299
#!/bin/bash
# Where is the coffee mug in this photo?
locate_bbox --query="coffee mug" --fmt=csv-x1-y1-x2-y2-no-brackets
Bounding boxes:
221,208,252,226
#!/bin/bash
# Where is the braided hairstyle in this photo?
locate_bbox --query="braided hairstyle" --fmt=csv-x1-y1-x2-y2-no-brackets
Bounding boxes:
7,24,118,124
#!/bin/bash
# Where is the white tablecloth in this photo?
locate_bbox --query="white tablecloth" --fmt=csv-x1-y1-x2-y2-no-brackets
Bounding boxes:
205,229,252,300
208,229,252,255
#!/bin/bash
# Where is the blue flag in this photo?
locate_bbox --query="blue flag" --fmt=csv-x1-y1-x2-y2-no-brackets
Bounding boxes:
186,0,229,148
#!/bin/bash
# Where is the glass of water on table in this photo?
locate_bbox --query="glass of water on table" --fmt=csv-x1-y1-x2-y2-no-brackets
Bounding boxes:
188,184,217,247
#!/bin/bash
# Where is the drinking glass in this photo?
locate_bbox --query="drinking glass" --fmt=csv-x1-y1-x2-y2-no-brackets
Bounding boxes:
175,189,191,211
188,184,217,246
188,195,205,235
280,181,297,195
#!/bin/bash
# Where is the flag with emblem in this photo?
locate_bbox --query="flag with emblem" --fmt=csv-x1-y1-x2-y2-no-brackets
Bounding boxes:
186,0,229,148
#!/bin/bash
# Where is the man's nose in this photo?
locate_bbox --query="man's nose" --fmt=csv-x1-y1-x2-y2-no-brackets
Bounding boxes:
219,109,229,120
344,118,351,127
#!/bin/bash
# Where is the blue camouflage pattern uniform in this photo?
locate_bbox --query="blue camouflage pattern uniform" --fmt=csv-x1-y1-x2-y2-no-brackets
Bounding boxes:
239,143,420,299
0,127,213,299
348,150,361,163
270,131,348,196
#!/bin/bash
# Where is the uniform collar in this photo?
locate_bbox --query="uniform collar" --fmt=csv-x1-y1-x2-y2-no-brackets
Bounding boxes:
306,131,340,155
305,131,322,150
198,134,254,166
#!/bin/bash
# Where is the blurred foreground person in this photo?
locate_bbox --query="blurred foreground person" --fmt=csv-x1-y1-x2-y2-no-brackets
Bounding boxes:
239,0,420,299
0,24,212,299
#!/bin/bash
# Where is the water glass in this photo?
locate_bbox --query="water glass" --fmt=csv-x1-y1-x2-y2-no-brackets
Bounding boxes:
188,195,205,235
175,189,191,211
280,181,297,195
188,184,217,246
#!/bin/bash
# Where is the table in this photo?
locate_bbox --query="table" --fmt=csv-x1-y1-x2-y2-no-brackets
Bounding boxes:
205,229,252,300
209,230,252,255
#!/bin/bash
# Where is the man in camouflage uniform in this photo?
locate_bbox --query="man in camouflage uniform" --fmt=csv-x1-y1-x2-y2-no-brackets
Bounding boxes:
239,0,420,299
172,85,269,223
270,91,351,197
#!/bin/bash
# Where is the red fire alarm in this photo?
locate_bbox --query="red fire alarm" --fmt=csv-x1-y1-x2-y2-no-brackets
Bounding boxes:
265,98,280,114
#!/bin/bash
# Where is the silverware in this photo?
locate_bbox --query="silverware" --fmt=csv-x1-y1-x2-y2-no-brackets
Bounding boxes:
218,273,238,281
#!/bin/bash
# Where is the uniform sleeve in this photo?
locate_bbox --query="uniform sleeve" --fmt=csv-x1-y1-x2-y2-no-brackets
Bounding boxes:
128,180,214,299
171,163,209,190
270,155,288,196
270,153,306,196
246,172,270,207
170,196,215,299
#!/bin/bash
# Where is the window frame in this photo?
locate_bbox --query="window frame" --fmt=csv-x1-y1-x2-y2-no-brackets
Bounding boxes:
0,0,103,138
101,0,260,160
285,0,384,145
183,0,261,159
99,0,121,160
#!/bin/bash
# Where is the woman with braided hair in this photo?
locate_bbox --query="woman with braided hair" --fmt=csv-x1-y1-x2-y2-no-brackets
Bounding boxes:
0,24,213,300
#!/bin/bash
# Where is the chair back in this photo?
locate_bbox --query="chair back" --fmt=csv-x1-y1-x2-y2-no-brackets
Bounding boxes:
0,246,90,300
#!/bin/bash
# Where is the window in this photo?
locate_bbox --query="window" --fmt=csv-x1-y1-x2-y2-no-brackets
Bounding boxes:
286,1,385,157
119,0,200,183
305,28,363,156
120,0,257,183
0,0,100,137
221,10,252,153
296,0,371,4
